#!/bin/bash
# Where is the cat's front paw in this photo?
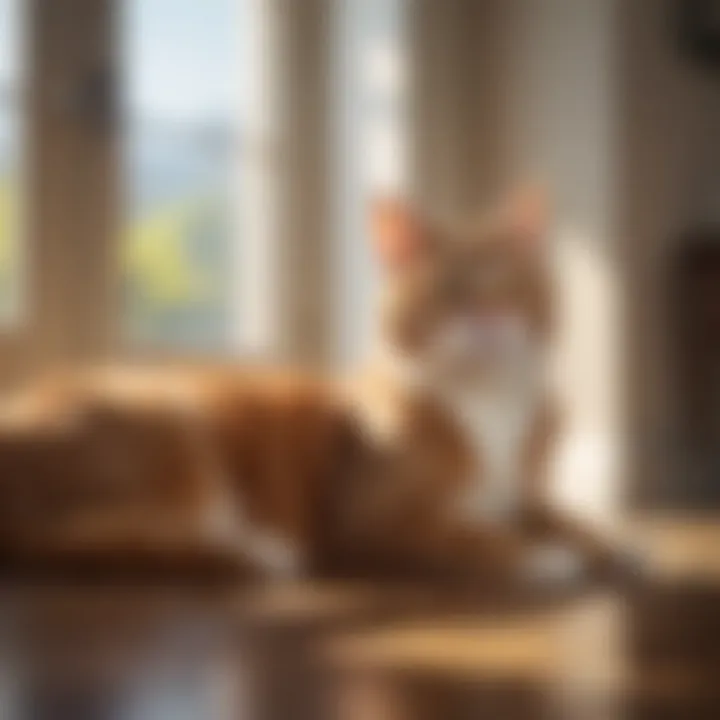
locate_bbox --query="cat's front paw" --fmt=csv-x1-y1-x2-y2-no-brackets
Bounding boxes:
522,544,585,588
589,546,648,586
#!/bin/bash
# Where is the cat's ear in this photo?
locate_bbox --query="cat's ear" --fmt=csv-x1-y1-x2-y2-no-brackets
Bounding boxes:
500,185,551,253
370,198,425,270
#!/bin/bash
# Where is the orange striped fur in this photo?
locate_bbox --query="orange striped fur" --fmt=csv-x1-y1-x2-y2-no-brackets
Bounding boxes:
0,189,627,582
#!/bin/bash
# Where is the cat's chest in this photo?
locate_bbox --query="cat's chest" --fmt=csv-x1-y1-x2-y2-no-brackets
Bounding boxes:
446,387,537,523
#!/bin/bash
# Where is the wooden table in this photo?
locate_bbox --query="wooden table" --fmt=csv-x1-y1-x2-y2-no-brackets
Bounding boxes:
0,516,717,719
323,516,720,720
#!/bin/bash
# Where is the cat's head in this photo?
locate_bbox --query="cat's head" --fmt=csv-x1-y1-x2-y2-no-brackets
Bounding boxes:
371,187,552,383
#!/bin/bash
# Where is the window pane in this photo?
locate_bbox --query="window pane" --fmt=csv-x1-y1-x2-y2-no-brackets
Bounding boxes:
335,0,408,365
122,0,244,352
0,0,23,322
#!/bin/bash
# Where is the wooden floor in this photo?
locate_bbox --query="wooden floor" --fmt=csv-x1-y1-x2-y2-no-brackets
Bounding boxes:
0,517,719,720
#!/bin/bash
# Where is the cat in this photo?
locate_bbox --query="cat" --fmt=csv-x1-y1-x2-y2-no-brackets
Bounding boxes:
0,366,355,577
0,188,628,583
321,187,628,582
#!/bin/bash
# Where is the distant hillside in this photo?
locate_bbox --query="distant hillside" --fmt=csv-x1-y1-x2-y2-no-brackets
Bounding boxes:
125,118,236,213
123,117,238,351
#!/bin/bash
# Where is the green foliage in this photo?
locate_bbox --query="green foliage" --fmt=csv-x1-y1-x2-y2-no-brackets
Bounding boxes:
0,181,231,344
0,178,19,315
124,199,211,308
123,194,231,345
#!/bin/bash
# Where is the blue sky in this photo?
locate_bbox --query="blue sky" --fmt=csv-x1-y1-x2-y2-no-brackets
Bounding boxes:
0,0,244,123
0,0,21,87
125,0,245,125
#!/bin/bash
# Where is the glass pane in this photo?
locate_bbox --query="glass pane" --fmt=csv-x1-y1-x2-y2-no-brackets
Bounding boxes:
122,0,244,352
0,0,23,322
335,0,407,365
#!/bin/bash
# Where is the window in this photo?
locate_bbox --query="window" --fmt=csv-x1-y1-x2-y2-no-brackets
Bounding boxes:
122,0,246,352
0,0,405,374
0,0,24,323
335,0,408,365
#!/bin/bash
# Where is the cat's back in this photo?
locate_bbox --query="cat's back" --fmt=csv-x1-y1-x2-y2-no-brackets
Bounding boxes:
0,362,352,491
0,364,357,566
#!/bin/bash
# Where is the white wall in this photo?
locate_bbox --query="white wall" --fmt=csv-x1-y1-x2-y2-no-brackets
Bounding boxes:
503,0,622,518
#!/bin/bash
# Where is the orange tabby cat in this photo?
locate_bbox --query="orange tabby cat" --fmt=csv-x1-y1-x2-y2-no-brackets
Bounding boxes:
0,189,625,582
325,189,625,581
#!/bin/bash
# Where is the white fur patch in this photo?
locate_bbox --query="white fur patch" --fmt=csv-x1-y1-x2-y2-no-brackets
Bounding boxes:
523,544,584,584
244,528,302,579
445,363,541,525
201,476,241,544
201,472,303,580
360,334,545,528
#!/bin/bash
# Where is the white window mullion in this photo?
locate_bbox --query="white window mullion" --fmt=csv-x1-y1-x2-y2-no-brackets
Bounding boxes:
333,0,409,367
235,0,283,356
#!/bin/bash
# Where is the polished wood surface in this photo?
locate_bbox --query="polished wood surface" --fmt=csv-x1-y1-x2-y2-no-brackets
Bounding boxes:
0,517,718,719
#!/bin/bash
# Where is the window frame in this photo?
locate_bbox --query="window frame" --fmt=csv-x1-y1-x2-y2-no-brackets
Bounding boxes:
0,0,355,383
114,0,333,368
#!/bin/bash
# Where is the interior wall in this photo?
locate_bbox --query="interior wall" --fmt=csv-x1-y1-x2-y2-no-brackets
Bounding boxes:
618,1,720,507
274,0,333,368
411,0,508,220
502,0,622,518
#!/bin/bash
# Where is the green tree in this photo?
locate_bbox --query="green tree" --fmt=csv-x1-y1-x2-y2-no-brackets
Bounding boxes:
0,178,19,316
124,199,211,308
123,195,229,344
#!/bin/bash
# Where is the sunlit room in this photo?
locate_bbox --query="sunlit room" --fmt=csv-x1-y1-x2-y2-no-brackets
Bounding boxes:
0,0,719,718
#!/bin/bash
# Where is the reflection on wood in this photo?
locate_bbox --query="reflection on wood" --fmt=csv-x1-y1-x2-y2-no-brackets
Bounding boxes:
0,518,718,719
